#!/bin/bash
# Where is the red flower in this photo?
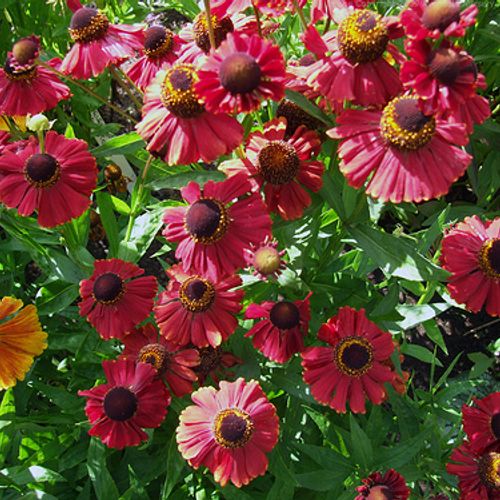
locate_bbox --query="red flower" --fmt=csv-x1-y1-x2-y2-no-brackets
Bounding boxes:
401,39,490,118
446,441,500,499
440,216,500,317
304,12,403,107
154,265,243,348
176,378,279,487
245,293,311,363
311,0,373,23
78,359,170,449
328,95,472,203
79,259,158,340
462,392,500,453
301,306,395,414
0,131,97,227
124,25,184,91
162,173,272,281
60,6,143,79
0,131,11,155
0,37,70,116
194,345,243,385
356,469,410,499
196,33,286,114
245,237,286,280
221,118,324,220
400,0,478,41
136,64,243,165
120,323,199,397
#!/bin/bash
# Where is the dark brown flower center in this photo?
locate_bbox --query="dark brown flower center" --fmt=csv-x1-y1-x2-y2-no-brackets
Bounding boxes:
270,301,300,329
69,7,110,43
185,198,229,244
428,48,462,86
161,65,204,119
12,38,38,65
24,153,61,188
478,452,500,489
193,13,234,53
338,10,389,64
366,486,393,500
93,272,124,304
219,52,262,95
103,387,138,421
4,59,37,80
257,141,300,185
334,337,373,376
214,408,254,448
138,343,169,372
195,346,222,375
277,100,322,138
479,238,500,279
144,26,174,58
179,276,216,312
492,413,500,440
422,0,461,32
380,96,436,151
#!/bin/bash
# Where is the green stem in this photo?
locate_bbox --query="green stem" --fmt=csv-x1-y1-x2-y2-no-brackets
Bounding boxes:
292,0,308,32
37,130,45,153
125,155,153,242
252,1,263,37
38,60,138,124
203,0,217,50
109,65,143,109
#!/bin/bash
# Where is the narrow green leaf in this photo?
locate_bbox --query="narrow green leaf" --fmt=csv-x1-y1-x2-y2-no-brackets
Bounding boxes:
349,414,373,473
468,352,494,378
91,132,145,158
95,191,119,258
87,439,119,500
401,344,443,367
109,195,131,215
396,303,450,330
161,434,185,499
285,89,332,125
148,170,224,190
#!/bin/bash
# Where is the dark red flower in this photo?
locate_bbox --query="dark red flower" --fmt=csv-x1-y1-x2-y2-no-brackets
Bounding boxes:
120,323,199,397
356,469,410,499
194,345,242,385
79,259,158,340
78,359,170,449
245,293,311,363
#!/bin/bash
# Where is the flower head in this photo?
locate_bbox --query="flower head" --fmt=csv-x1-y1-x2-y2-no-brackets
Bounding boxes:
245,293,311,363
301,306,395,414
120,323,199,397
245,237,286,280
194,345,242,385
176,378,279,487
78,359,170,449
0,297,47,390
196,33,286,114
440,216,500,317
79,259,158,340
327,95,472,203
0,131,97,227
154,265,244,348
162,173,272,280
355,469,410,499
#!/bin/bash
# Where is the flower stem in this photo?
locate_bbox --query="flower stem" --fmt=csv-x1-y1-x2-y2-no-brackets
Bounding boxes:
109,65,143,109
37,130,45,153
38,60,138,124
292,0,308,32
252,1,263,37
125,154,154,242
203,0,217,50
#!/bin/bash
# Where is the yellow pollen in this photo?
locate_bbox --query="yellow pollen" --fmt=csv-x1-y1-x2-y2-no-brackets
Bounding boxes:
479,452,500,489
69,11,110,43
138,343,168,372
334,336,373,377
213,408,254,448
338,10,389,64
179,276,216,312
144,30,174,59
478,238,500,280
257,141,300,185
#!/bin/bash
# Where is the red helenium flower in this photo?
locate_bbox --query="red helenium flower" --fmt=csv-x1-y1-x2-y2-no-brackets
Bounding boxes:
328,95,472,203
244,293,311,363
440,216,500,317
301,306,395,414
154,265,244,348
162,173,272,281
196,32,286,114
0,36,70,116
60,6,143,79
176,378,279,487
355,469,410,499
0,131,97,227
311,0,373,23
462,392,500,453
120,323,199,397
136,64,243,166
124,25,185,91
446,441,500,499
79,259,158,340
244,237,286,281
78,359,170,449
194,345,243,385
304,12,403,107
400,0,478,41
221,118,324,220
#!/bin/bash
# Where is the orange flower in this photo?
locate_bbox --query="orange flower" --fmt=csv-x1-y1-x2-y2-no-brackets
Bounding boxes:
0,296,47,389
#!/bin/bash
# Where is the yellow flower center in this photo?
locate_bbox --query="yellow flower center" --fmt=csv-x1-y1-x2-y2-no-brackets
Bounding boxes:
254,246,281,276
179,276,216,312
138,343,169,372
69,7,110,43
478,238,500,280
334,336,373,377
479,452,500,489
257,141,300,185
144,26,174,58
214,408,254,448
193,13,234,53
338,10,389,64
380,96,436,151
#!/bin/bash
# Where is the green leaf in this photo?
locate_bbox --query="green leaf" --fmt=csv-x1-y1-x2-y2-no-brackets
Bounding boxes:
161,433,185,499
36,281,79,316
294,470,347,491
148,170,224,190
109,195,131,216
423,319,448,355
349,414,373,473
468,352,494,378
0,465,66,485
285,89,332,126
348,223,449,282
95,191,119,258
87,439,119,500
395,303,450,330
91,132,145,158
401,344,443,367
